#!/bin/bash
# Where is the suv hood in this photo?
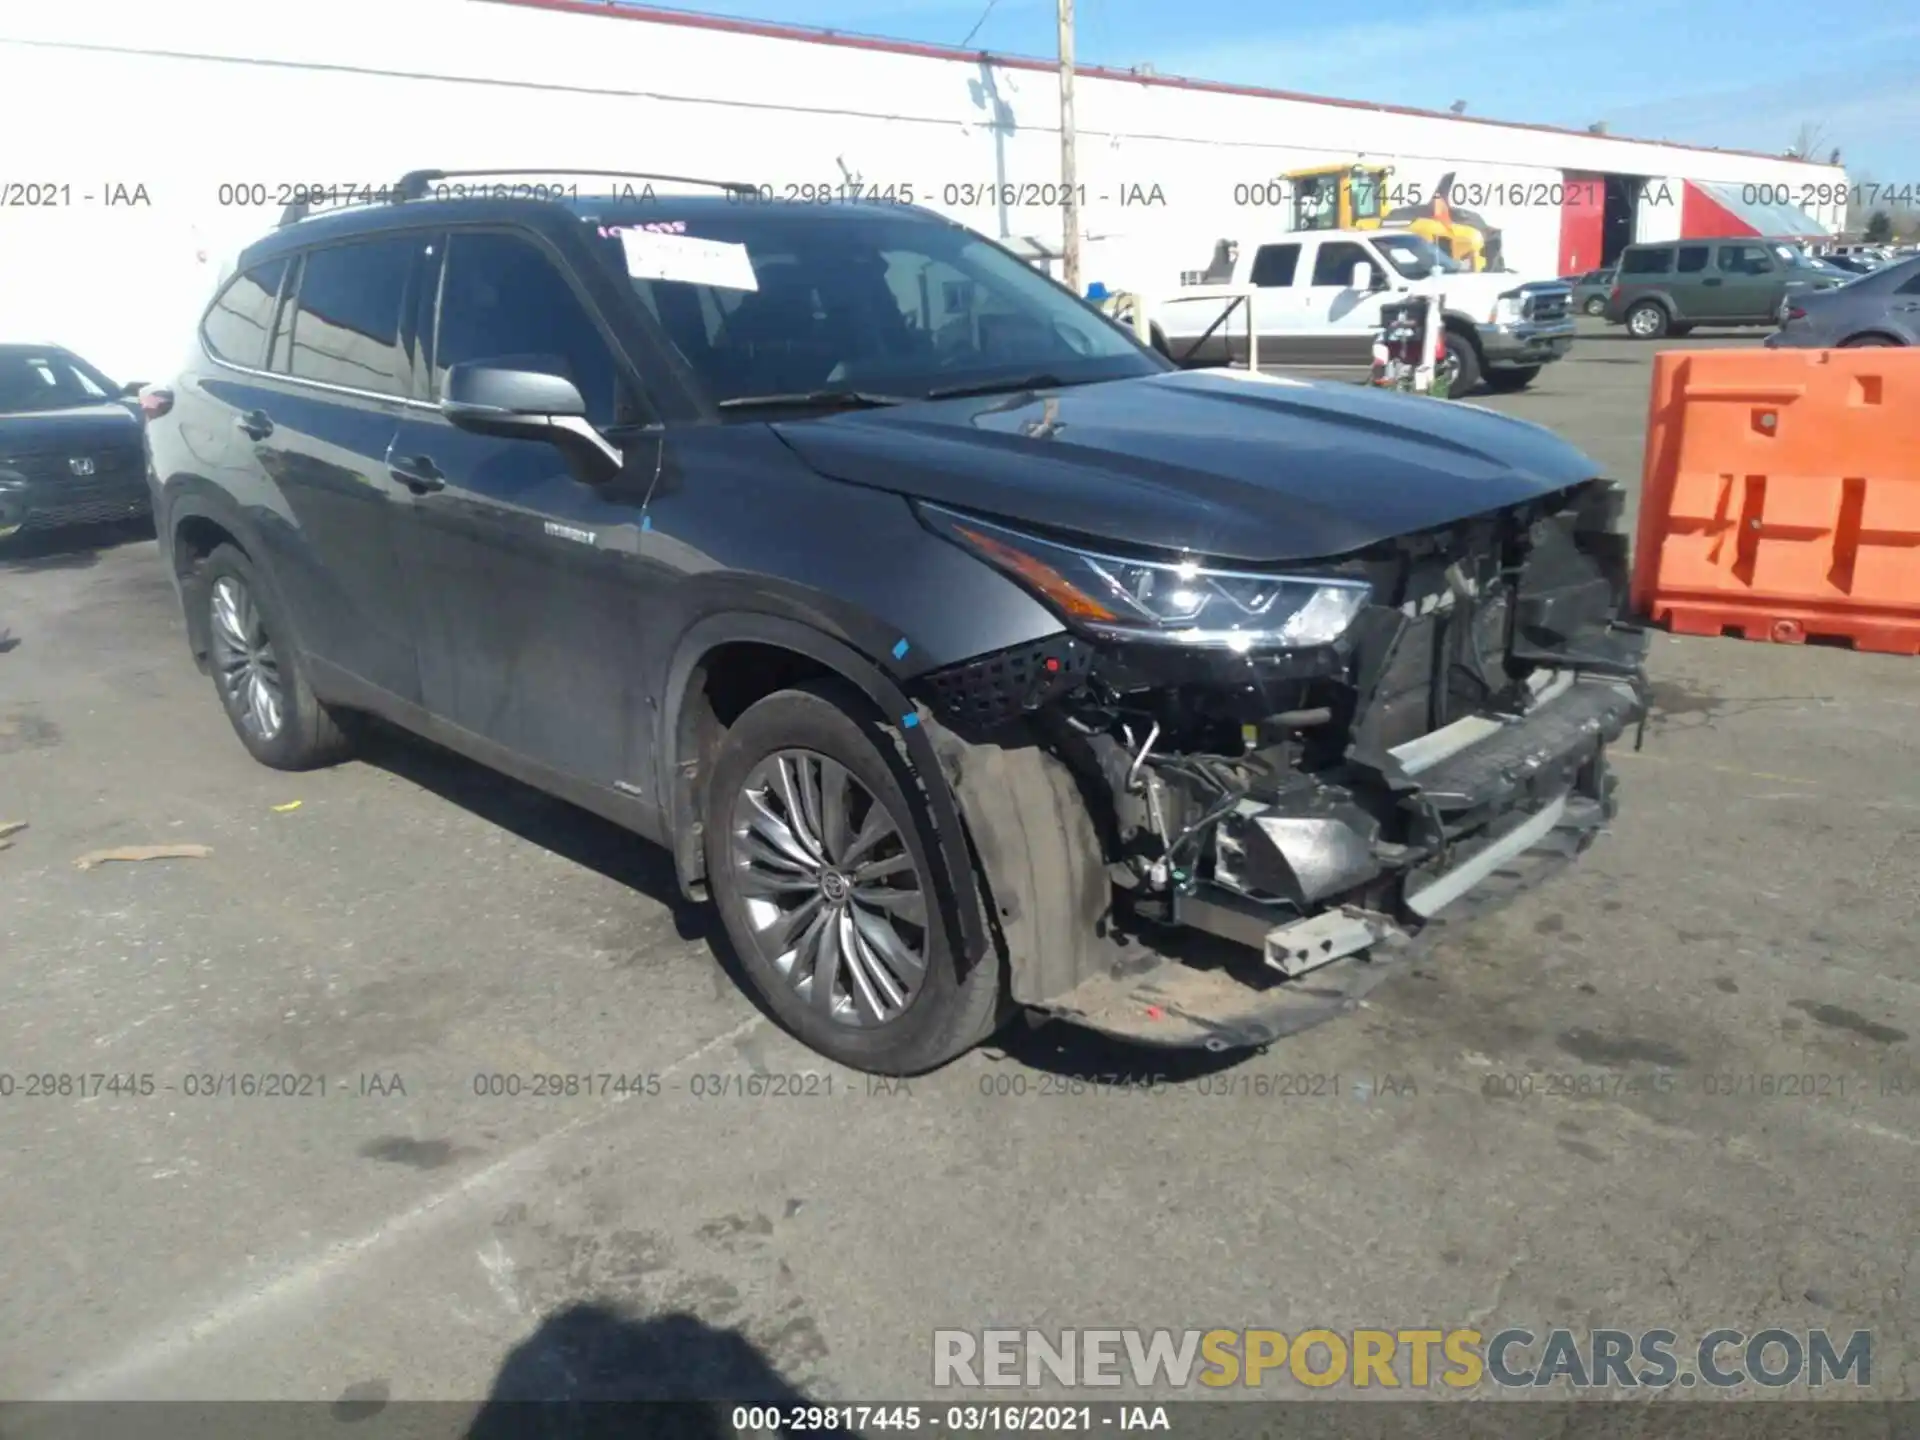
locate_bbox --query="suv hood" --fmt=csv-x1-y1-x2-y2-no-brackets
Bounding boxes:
771,369,1597,564
0,402,143,458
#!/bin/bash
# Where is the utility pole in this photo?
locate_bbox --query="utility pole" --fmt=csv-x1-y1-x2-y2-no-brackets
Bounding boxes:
1057,0,1081,294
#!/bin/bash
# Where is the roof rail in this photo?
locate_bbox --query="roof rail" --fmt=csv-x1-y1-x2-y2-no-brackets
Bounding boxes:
395,168,763,200
275,167,764,229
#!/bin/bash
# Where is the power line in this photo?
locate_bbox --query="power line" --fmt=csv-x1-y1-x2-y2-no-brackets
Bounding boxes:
959,0,1002,50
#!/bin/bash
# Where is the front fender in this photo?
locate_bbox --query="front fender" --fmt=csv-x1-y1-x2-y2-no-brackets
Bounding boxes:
656,611,990,975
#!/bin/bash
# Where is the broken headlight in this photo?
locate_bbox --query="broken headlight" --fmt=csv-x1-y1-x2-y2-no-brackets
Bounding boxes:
920,504,1370,651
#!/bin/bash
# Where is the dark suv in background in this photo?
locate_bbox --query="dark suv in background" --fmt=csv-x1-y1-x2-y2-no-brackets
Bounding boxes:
1604,237,1848,337
144,169,1647,1073
0,344,153,540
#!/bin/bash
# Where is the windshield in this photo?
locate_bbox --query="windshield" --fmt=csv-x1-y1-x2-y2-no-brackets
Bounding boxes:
1372,233,1465,280
587,211,1159,405
0,347,114,415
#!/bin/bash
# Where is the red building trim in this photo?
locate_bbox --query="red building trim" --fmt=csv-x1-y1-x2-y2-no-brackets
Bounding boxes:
1557,172,1605,275
1680,180,1758,238
479,0,1837,169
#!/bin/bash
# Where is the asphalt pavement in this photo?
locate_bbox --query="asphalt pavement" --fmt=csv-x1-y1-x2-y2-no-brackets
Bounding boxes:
1,320,1915,1414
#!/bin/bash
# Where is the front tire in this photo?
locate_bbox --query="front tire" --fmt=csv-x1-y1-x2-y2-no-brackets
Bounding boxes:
704,681,1004,1074
1626,301,1670,339
1841,334,1896,346
197,544,353,770
1440,329,1482,395
1583,295,1606,316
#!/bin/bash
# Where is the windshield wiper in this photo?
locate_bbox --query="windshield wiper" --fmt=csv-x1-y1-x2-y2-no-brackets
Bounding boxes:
924,372,1073,400
715,389,910,412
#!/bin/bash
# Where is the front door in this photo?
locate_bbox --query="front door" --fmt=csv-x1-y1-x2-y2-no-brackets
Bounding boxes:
1298,239,1389,365
390,226,663,792
1708,242,1783,321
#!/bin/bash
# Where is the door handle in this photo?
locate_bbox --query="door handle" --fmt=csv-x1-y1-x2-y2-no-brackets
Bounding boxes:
1701,278,1723,287
390,455,446,494
235,409,274,440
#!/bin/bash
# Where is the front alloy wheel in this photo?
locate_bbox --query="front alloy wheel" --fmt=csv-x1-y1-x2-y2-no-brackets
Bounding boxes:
731,749,928,1026
210,575,285,742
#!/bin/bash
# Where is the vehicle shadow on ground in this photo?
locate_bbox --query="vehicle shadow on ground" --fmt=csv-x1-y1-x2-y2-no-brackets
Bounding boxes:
453,1304,857,1438
0,516,154,574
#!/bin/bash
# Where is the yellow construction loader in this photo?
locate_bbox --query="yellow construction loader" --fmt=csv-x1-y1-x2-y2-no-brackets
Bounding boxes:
1281,163,1505,272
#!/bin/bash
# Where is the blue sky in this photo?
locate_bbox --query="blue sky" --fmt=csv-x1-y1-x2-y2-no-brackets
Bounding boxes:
637,0,1920,196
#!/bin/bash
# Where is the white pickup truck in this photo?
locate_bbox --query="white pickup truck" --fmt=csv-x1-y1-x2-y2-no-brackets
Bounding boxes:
1146,228,1576,394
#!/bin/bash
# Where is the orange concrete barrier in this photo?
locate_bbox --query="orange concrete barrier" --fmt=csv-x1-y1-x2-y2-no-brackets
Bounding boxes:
1631,347,1920,656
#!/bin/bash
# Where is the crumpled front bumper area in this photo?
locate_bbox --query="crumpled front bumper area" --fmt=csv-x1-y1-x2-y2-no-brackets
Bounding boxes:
1037,660,1646,1050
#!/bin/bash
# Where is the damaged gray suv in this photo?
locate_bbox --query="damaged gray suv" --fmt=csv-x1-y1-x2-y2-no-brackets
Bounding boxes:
145,168,1649,1074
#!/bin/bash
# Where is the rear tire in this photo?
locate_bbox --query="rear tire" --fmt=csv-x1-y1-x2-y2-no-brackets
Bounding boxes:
1583,295,1606,316
1626,301,1670,339
704,680,1004,1075
196,544,354,771
1483,366,1541,393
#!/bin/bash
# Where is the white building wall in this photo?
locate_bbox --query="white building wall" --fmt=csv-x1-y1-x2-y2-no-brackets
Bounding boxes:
0,0,1847,381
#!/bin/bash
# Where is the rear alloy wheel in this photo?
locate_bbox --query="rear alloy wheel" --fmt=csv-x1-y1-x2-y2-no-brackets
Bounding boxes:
1626,302,1670,339
1583,295,1606,316
705,681,1004,1073
210,576,286,745
196,543,353,770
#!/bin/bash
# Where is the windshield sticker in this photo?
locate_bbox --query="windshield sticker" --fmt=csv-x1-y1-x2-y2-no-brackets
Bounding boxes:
612,228,759,291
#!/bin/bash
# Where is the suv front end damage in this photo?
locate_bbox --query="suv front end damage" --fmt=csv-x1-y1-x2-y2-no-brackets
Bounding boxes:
912,476,1649,1049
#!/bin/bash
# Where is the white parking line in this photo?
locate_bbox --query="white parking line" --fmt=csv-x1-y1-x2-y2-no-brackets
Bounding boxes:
41,1014,767,1401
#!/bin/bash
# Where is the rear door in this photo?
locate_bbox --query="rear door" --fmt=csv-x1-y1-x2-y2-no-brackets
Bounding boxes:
388,226,663,790
1236,240,1305,366
232,234,429,703
1666,243,1713,318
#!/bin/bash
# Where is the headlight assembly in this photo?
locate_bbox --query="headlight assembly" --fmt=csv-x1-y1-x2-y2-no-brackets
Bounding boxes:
920,503,1370,652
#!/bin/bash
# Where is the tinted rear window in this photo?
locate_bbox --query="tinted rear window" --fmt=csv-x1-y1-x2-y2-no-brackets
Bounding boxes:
203,259,289,369
283,239,416,395
1621,248,1673,276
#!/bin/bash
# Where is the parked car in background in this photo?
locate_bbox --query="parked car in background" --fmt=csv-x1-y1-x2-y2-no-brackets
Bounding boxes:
1150,226,1574,393
0,344,153,538
143,170,1646,1073
1604,238,1849,338
1568,267,1616,315
1822,255,1878,276
1767,254,1920,349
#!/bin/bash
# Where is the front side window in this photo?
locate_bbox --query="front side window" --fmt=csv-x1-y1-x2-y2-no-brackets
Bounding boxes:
433,231,631,427
1718,244,1773,275
284,239,415,394
203,258,288,370
585,210,1155,404
1310,241,1375,288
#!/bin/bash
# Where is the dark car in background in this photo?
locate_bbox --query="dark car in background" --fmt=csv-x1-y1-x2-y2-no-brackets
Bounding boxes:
1567,267,1615,316
1768,253,1920,349
0,345,153,540
144,169,1646,1074
1603,238,1848,338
